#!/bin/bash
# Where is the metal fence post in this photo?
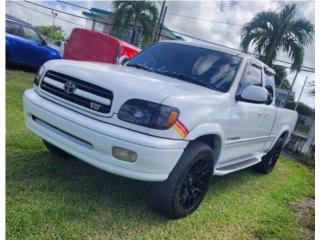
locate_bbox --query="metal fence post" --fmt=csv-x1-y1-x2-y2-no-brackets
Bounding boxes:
284,69,299,105
294,76,308,110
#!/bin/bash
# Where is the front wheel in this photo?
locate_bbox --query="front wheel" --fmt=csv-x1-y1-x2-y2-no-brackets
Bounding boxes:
150,141,214,219
254,137,284,174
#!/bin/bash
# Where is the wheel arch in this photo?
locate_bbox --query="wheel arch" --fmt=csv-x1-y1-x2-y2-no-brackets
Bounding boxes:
267,127,291,152
185,123,224,166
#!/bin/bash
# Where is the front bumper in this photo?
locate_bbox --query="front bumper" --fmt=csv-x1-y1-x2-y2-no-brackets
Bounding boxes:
23,89,188,181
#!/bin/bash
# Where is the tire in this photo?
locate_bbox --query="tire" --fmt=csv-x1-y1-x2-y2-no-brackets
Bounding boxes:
150,141,214,219
43,140,71,158
254,137,284,174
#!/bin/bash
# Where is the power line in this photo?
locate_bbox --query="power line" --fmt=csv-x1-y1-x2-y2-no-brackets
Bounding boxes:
57,1,91,11
23,0,111,26
166,12,243,27
8,1,86,28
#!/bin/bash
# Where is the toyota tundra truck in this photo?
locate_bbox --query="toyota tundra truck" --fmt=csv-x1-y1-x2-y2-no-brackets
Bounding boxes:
23,41,298,219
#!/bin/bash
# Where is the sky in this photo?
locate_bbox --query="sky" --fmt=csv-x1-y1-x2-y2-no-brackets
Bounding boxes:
5,0,315,108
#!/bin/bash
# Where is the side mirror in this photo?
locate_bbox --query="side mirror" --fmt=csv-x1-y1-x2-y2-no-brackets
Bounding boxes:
54,40,61,47
237,85,268,104
118,55,129,65
42,40,47,45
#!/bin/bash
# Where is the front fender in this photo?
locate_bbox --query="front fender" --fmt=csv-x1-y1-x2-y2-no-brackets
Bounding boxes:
185,123,224,163
186,123,224,142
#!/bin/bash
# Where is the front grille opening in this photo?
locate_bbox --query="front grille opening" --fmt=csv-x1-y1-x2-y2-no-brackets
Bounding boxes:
32,115,93,149
40,71,113,114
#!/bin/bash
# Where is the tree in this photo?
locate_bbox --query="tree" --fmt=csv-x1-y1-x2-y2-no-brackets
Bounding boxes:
240,4,314,71
112,1,159,46
35,25,65,41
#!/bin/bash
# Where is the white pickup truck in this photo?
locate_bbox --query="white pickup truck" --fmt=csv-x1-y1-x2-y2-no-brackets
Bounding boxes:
23,41,297,219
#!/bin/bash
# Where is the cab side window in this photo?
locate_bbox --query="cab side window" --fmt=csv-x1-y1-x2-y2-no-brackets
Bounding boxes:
237,64,262,94
6,21,24,37
264,72,275,105
22,26,42,44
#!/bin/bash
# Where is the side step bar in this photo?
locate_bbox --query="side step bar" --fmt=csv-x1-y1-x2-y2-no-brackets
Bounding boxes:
214,154,264,175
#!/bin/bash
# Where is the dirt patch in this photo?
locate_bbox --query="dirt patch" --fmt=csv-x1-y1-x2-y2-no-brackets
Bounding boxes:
290,197,315,239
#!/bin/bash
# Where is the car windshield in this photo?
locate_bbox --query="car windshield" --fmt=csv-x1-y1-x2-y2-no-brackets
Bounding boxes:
127,42,242,92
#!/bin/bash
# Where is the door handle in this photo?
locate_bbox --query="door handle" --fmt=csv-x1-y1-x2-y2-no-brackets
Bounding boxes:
257,113,263,118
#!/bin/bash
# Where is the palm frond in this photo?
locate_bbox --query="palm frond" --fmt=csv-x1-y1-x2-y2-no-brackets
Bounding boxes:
287,19,314,45
282,38,304,71
279,4,296,23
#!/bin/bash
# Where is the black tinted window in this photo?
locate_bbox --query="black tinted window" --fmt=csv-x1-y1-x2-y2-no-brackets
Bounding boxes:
6,21,24,37
265,72,275,105
127,43,242,92
238,64,262,93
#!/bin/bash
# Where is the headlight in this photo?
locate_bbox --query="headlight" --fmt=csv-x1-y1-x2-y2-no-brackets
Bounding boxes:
34,65,46,86
118,99,179,130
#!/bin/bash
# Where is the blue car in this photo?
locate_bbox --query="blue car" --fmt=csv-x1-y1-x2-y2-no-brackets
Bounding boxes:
6,15,61,69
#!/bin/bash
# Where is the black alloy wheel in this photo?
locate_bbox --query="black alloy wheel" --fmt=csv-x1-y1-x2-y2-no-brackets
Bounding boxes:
179,158,211,211
150,141,214,219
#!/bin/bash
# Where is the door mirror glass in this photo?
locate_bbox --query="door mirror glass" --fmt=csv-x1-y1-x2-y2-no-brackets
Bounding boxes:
238,85,268,104
118,55,129,65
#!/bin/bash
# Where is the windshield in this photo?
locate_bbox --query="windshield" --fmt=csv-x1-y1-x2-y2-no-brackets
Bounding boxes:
127,42,242,92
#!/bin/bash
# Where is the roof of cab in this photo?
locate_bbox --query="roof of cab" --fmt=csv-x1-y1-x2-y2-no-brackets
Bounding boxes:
6,15,32,27
160,40,275,75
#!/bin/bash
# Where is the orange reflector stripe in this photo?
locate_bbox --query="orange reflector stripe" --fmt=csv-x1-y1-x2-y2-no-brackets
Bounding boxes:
173,119,189,138
173,124,186,138
176,120,189,134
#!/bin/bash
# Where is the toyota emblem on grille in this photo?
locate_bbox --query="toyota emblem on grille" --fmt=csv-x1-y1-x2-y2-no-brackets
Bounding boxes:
64,81,76,94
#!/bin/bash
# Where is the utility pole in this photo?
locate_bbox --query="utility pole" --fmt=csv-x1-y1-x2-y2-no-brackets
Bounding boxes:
156,6,168,42
153,1,166,43
284,68,300,106
52,11,58,26
51,11,58,40
294,76,308,111
92,16,96,31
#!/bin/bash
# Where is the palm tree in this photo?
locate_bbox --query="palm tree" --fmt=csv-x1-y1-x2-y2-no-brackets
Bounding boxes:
240,4,314,71
112,1,159,46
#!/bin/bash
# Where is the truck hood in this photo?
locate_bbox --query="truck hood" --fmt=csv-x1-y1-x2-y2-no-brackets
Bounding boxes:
45,60,223,112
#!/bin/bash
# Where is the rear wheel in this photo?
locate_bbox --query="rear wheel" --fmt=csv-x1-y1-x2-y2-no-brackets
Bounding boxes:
150,141,214,219
43,140,70,158
255,137,284,174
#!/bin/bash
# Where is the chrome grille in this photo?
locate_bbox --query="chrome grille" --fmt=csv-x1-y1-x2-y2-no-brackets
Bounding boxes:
40,71,113,114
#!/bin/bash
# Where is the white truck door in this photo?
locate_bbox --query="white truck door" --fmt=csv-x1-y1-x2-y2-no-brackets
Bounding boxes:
261,70,277,150
222,63,266,162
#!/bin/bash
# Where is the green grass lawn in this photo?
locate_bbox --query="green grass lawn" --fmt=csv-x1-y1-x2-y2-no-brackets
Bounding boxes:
6,69,314,240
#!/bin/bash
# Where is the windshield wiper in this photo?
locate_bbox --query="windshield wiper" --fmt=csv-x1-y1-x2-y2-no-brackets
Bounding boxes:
157,71,216,90
126,63,153,72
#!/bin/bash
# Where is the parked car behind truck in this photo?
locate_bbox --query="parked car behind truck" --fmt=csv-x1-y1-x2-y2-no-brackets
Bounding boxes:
23,41,297,219
6,15,61,69
63,28,140,64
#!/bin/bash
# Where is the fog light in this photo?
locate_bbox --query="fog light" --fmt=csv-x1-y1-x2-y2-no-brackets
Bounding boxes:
112,146,137,162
